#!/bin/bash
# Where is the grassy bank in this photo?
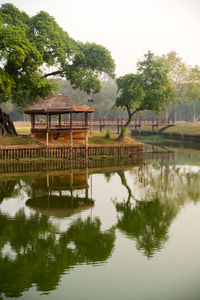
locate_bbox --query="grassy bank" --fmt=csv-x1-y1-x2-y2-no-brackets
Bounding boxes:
140,122,200,136
0,132,139,147
0,136,43,146
88,132,139,145
16,128,31,134
164,123,200,135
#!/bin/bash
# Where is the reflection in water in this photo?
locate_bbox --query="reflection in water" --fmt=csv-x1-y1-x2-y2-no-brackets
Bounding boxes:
0,154,200,298
26,171,93,218
0,180,22,204
115,197,177,258
26,195,94,218
0,168,116,298
115,163,200,258
0,210,115,298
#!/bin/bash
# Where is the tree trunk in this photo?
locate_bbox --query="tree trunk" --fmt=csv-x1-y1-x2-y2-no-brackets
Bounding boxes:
0,109,17,137
193,102,196,122
117,118,132,142
117,171,133,203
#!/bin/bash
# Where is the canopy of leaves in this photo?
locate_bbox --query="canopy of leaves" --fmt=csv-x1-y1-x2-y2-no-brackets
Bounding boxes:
0,4,115,107
158,51,188,105
115,51,175,117
159,51,200,105
185,65,200,102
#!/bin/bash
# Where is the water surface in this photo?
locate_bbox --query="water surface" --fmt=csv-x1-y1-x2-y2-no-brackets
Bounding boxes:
0,149,200,299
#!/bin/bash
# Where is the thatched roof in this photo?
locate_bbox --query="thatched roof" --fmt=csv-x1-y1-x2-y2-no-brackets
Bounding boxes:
24,95,94,114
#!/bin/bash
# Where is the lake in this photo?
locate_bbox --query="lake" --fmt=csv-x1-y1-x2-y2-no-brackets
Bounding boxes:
0,144,200,300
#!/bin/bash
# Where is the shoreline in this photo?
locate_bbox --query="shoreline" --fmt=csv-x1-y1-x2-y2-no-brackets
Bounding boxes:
133,131,200,144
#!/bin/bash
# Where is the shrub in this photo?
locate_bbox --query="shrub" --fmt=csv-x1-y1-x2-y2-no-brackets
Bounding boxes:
105,128,111,139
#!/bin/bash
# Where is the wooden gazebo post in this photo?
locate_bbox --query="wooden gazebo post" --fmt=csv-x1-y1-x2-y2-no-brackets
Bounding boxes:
85,167,88,199
46,113,49,147
85,112,88,158
70,112,73,159
31,114,35,130
59,114,61,128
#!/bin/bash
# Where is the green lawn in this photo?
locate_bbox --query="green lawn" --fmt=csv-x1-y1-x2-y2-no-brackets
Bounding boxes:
164,123,200,135
16,128,31,133
88,133,140,145
140,122,200,136
0,137,43,146
0,132,140,147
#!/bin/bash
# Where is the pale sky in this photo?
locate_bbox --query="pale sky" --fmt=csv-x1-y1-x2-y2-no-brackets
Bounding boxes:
1,0,200,76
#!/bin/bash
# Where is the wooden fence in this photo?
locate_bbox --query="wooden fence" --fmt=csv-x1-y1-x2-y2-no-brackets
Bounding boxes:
0,156,144,175
0,144,144,160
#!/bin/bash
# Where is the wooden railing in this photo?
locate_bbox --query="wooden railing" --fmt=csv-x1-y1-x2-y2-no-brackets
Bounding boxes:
0,145,144,160
90,118,175,126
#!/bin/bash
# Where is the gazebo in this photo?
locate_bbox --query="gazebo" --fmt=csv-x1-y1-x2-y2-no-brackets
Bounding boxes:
24,95,94,146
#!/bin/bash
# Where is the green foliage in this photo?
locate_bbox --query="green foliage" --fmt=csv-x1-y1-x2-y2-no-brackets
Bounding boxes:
115,51,175,140
0,3,115,108
158,51,188,114
115,74,145,112
137,51,175,112
105,128,111,138
159,52,187,87
159,52,200,109
115,52,174,116
185,65,200,102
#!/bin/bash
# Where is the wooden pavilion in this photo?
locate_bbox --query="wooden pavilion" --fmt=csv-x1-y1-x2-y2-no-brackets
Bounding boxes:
24,95,94,146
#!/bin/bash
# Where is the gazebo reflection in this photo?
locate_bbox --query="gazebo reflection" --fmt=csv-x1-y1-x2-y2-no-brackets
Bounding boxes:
26,169,94,218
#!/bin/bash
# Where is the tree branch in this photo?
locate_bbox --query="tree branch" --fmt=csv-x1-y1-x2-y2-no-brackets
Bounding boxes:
130,108,140,118
42,70,64,78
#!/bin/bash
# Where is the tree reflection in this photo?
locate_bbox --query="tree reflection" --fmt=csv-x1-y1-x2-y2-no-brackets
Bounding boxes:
0,180,21,204
115,197,177,258
0,210,115,298
117,171,134,203
115,165,200,258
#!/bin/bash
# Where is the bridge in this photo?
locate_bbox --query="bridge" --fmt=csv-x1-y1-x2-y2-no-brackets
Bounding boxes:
14,118,175,134
89,118,175,133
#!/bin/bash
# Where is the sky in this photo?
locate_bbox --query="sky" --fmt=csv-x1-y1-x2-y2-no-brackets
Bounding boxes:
1,0,200,76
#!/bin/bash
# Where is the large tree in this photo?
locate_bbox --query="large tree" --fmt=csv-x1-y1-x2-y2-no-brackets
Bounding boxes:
184,65,200,121
114,51,175,141
159,52,200,121
158,51,188,120
0,3,115,136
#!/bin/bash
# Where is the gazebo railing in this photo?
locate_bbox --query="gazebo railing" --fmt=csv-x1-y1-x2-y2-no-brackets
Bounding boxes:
33,120,87,130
